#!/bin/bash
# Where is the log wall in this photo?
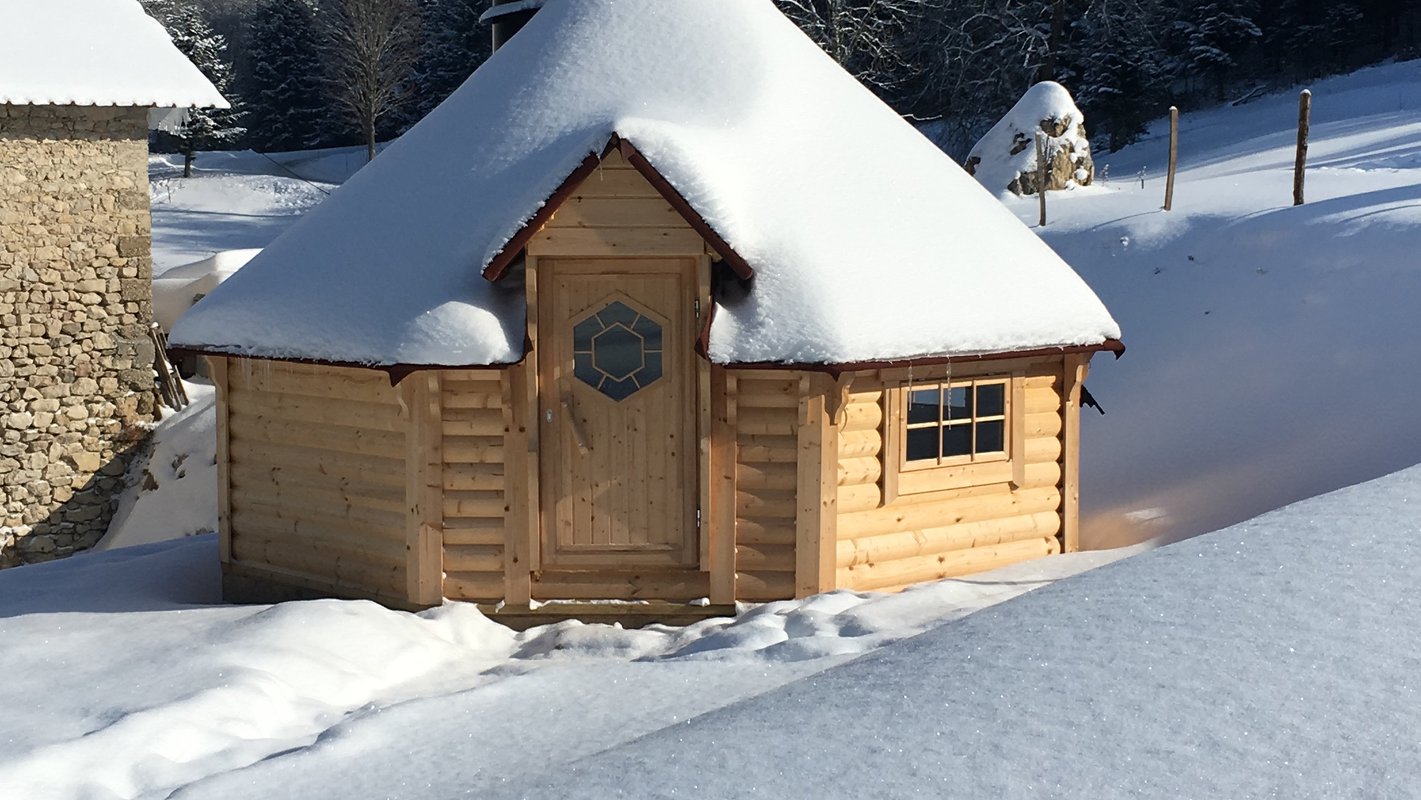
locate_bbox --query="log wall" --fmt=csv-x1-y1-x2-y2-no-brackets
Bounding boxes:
835,357,1070,593
733,372,803,601
439,370,506,602
224,360,408,603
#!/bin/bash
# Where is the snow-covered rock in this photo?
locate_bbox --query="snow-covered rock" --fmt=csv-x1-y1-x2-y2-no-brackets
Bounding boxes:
966,81,1095,197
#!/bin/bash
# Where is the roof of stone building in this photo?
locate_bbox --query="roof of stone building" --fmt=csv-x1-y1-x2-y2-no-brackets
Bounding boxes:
0,0,226,109
170,0,1119,369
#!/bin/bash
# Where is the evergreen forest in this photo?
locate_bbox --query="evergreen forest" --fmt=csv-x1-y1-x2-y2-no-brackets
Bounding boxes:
151,0,1421,160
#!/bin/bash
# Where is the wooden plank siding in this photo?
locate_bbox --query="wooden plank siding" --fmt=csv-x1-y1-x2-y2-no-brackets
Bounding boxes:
835,357,1073,593
225,360,408,604
439,370,507,603
530,149,711,261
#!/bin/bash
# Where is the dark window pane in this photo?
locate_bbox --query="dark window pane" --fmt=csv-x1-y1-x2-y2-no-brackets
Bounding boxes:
977,383,1005,416
572,316,601,353
631,315,662,351
592,324,644,381
597,301,639,327
908,389,939,424
946,386,971,420
976,420,1005,453
941,424,972,457
906,428,938,461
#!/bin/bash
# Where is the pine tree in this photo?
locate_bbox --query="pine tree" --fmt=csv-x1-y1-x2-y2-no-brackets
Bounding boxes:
243,0,327,152
402,0,488,129
142,0,246,176
1068,0,1171,151
1179,1,1261,100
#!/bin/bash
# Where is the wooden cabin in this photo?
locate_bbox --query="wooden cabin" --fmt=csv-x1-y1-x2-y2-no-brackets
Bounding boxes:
171,0,1122,620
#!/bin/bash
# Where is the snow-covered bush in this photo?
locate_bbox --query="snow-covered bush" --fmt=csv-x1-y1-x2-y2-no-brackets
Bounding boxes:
965,81,1094,197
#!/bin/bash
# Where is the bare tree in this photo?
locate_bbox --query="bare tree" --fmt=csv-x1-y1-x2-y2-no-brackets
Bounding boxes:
775,0,934,98
318,0,421,161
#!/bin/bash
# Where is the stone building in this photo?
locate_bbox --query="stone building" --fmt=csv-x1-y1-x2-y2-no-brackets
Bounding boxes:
0,0,225,565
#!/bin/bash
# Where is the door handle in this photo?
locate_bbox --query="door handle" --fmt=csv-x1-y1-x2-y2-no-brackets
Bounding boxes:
560,394,590,455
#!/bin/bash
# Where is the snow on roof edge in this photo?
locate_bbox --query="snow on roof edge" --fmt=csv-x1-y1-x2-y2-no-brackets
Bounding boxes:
0,0,228,110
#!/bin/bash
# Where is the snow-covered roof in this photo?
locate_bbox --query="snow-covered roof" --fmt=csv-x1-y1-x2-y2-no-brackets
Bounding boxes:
170,0,1119,368
0,0,227,109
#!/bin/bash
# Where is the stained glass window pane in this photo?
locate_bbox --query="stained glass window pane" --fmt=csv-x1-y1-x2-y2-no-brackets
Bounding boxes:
573,355,602,388
593,325,645,380
632,315,662,351
572,301,664,401
597,301,638,327
641,351,663,384
573,317,601,353
601,377,639,401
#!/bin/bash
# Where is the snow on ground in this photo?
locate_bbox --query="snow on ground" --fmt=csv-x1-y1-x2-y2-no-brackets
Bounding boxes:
98,381,217,552
0,536,1131,800
491,463,1421,798
1007,59,1421,548
148,149,367,273
153,250,260,330
17,55,1412,799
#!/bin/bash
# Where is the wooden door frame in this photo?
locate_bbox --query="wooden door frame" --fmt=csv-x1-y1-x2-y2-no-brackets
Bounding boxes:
527,255,715,581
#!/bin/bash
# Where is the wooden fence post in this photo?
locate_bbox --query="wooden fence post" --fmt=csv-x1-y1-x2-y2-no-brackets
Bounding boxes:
1035,131,1048,227
1294,89,1311,206
1164,106,1179,211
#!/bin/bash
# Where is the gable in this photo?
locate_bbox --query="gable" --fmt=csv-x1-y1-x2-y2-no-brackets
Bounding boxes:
528,148,709,260
485,141,753,281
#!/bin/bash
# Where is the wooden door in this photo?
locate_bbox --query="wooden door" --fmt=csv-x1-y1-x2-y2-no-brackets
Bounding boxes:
537,258,698,569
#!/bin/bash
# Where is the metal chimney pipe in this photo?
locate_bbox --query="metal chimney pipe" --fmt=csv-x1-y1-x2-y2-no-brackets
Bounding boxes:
484,0,544,52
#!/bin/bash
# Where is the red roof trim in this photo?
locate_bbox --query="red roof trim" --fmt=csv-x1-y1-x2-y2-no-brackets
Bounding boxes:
481,148,606,282
616,139,755,280
722,339,1126,378
166,346,525,387
171,339,1122,385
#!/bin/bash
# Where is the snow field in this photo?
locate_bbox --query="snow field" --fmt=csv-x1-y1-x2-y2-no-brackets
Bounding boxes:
486,464,1421,798
0,537,1130,800
1012,59,1421,547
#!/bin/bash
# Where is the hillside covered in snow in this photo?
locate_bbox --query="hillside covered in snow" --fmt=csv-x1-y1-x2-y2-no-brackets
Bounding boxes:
1020,59,1421,547
7,57,1420,800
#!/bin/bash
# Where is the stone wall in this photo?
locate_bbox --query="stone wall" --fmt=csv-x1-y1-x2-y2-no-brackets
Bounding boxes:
0,104,158,566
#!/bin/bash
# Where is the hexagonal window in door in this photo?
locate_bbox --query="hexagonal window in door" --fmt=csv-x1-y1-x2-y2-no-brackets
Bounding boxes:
571,300,664,401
